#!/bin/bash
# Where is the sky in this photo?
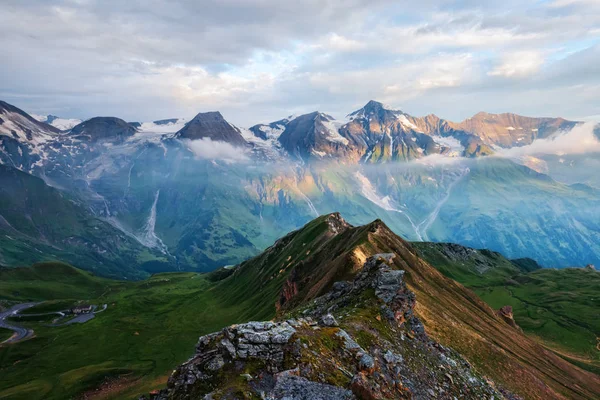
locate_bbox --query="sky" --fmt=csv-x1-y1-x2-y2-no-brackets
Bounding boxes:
1,0,599,126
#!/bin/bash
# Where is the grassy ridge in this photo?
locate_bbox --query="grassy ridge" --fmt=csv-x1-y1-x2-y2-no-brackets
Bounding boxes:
477,268,600,361
0,216,346,399
1,218,599,399
414,242,600,371
0,262,121,301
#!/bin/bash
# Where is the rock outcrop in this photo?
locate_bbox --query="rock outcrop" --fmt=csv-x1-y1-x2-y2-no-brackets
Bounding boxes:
142,255,517,400
175,111,247,146
496,306,521,330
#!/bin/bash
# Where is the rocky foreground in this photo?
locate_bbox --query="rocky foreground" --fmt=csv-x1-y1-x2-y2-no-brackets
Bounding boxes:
142,255,518,399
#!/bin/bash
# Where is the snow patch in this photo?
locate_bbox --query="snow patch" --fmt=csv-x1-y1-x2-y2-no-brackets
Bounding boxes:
138,119,187,133
396,114,421,132
238,127,286,161
355,171,422,240
320,118,349,145
50,118,82,131
139,190,170,254
431,135,464,157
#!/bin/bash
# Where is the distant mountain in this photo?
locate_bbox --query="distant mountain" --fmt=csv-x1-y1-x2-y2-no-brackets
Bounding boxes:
68,117,137,142
268,100,578,162
447,111,577,147
248,116,292,141
341,100,444,162
0,100,59,139
31,114,82,131
175,111,247,146
278,111,350,161
0,99,597,279
0,101,60,172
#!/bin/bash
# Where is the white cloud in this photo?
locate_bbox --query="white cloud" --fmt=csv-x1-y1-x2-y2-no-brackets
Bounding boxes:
497,122,600,157
323,33,366,52
184,138,249,163
1,1,599,124
488,51,545,78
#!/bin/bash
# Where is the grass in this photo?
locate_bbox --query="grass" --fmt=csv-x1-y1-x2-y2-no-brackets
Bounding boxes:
0,216,342,400
415,242,600,372
0,262,123,301
0,328,13,343
0,257,290,399
1,216,598,400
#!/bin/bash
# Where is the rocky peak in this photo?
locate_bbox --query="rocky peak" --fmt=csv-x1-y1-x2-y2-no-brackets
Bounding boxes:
69,117,137,142
143,254,516,399
153,118,180,126
278,112,349,161
175,111,247,146
324,212,350,234
347,100,402,122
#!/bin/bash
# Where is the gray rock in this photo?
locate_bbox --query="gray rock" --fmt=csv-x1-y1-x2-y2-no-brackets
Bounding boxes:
206,355,225,371
321,313,339,327
270,375,355,399
384,350,403,365
358,353,375,371
335,329,362,351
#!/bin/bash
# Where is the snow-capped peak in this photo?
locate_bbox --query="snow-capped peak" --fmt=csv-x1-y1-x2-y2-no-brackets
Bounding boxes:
29,113,82,131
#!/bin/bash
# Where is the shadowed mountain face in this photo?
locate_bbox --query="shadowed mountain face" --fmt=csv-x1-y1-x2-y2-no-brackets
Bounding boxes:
175,111,247,146
0,101,60,137
142,214,600,400
0,165,170,279
69,117,137,142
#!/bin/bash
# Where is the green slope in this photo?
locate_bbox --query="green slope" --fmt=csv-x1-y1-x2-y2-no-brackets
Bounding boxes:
0,165,169,279
415,242,600,372
0,262,120,301
0,268,256,399
1,216,598,400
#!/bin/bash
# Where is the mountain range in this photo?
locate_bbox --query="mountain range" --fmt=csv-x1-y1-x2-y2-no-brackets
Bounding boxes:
1,99,599,280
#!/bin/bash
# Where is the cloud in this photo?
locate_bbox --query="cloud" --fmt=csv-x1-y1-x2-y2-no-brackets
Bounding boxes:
0,0,599,125
184,138,249,163
496,122,600,157
488,51,545,78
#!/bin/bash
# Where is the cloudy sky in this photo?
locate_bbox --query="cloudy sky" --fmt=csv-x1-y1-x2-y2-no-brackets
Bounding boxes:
1,0,599,125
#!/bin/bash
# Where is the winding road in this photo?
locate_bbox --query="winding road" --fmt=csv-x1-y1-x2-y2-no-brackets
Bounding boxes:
0,303,38,344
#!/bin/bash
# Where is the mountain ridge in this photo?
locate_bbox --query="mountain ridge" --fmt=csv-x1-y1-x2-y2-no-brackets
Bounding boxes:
8,99,581,164
142,213,600,399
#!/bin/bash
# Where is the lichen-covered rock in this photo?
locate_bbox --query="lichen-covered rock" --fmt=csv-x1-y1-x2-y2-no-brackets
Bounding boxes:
269,375,355,400
320,313,339,327
142,255,520,400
